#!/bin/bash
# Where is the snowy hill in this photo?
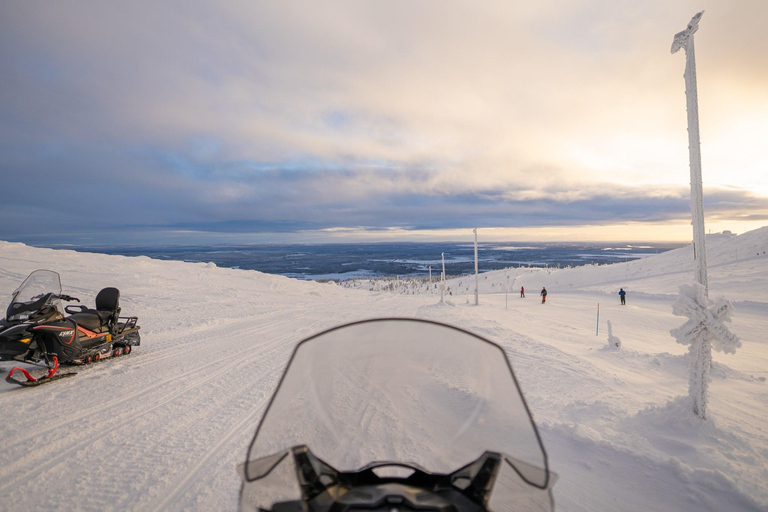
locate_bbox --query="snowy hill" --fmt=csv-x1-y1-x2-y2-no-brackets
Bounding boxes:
434,227,768,303
504,227,767,300
1,232,767,512
341,228,768,305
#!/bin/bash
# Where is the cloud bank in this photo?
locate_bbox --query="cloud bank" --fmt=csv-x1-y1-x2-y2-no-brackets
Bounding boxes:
1,1,766,244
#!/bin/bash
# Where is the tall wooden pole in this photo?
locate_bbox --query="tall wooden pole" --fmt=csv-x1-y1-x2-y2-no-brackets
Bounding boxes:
473,228,479,306
440,252,446,303
672,11,708,296
672,11,711,418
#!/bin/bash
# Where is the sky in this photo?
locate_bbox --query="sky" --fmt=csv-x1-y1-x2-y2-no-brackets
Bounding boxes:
1,0,767,246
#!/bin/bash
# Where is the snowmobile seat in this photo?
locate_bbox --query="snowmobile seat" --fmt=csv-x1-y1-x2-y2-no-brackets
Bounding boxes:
95,287,120,315
67,288,121,333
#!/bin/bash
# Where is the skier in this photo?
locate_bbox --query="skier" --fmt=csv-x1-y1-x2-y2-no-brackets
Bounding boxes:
619,288,626,305
540,287,547,304
520,286,525,298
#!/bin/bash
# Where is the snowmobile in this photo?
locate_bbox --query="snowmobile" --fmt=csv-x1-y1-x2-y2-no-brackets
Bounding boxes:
239,318,557,512
0,269,140,387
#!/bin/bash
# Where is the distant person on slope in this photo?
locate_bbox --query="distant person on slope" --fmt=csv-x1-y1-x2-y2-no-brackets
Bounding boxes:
520,286,525,298
540,287,547,304
619,288,626,305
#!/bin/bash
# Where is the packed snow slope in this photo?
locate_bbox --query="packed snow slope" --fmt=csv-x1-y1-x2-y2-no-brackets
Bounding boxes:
1,228,767,512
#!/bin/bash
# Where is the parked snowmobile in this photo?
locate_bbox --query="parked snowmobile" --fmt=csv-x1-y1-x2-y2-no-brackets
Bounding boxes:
0,269,140,387
239,318,557,512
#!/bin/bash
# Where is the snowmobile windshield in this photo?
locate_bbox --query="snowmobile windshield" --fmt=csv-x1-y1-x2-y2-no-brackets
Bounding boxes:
12,270,62,303
7,270,62,319
245,319,550,490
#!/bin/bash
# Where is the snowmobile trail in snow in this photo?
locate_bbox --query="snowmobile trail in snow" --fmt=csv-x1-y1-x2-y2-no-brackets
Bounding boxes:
148,400,270,512
0,287,373,511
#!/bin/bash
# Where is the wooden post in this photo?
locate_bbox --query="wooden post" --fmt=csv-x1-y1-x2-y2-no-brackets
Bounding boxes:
473,228,479,306
672,11,713,418
596,303,600,336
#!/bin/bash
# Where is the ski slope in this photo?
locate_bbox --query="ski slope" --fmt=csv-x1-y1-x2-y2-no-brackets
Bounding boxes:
1,229,767,512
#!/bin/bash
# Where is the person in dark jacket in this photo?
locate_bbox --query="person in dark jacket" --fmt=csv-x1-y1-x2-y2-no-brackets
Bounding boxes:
540,287,547,304
520,286,525,298
619,288,626,305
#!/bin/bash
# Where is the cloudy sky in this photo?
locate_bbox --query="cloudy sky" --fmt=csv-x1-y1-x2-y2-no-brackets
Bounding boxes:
1,1,767,246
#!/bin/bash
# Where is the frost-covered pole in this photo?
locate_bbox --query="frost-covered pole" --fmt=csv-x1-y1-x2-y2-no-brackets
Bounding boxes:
672,11,710,418
440,253,446,303
428,265,432,293
672,11,708,296
505,272,509,309
473,228,479,306
670,12,741,419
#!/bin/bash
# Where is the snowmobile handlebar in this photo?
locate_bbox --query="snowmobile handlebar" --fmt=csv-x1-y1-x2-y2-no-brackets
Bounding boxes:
57,294,79,302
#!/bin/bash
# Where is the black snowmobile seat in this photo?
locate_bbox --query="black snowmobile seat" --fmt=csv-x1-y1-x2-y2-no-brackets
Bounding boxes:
68,287,121,333
95,287,120,313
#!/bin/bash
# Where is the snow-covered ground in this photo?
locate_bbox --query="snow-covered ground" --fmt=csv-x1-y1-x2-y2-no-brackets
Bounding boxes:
1,228,767,511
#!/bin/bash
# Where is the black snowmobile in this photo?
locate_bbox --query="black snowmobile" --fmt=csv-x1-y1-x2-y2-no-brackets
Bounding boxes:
0,269,140,387
239,318,557,512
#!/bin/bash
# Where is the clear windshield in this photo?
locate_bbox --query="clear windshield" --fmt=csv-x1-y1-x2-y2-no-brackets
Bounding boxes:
13,270,61,303
245,319,549,486
7,270,63,319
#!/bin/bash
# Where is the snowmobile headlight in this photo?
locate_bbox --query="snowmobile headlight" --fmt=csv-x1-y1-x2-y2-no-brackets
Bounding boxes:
8,312,31,322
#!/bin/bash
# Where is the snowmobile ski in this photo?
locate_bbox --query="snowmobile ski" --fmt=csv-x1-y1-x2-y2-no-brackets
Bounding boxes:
6,357,77,387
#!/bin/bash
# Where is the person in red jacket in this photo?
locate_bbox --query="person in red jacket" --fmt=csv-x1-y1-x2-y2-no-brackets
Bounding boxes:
520,286,525,298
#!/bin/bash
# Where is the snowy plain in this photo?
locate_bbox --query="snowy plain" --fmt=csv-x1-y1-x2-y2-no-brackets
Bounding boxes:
1,228,767,512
